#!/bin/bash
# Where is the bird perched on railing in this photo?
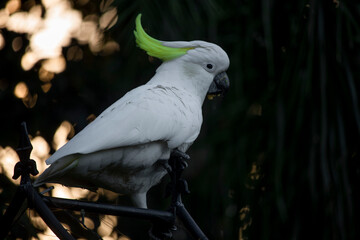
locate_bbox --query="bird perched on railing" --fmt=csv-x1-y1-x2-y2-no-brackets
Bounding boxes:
34,14,230,208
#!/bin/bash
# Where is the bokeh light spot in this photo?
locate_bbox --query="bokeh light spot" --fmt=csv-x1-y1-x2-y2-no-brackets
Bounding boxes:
99,7,117,30
31,136,50,159
21,51,38,71
14,81,29,99
86,113,97,123
119,236,130,240
66,45,83,61
41,83,52,93
51,184,73,199
5,0,21,14
30,135,50,174
38,67,55,82
0,10,9,28
11,36,22,52
100,0,114,12
97,215,117,237
0,146,20,185
53,120,74,150
6,6,42,34
42,56,66,73
1,0,119,73
101,41,120,56
27,209,48,231
22,92,38,108
70,187,90,199
0,32,5,50
83,217,95,229
84,14,99,23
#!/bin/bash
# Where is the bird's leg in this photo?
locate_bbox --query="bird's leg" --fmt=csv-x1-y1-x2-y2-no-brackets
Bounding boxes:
166,149,190,206
170,149,190,161
157,149,189,175
152,149,191,237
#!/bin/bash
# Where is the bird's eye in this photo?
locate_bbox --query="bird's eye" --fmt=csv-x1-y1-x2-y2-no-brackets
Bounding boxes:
206,64,213,70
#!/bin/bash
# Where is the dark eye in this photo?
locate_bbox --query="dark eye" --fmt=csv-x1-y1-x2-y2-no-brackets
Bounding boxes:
206,64,213,70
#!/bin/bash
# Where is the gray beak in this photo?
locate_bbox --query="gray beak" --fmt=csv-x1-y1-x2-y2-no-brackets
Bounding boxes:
207,72,230,97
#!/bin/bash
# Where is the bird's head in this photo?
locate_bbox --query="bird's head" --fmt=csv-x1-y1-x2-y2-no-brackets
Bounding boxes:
134,14,230,100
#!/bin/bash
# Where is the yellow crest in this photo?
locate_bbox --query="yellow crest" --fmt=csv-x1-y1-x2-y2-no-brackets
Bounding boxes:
134,14,192,61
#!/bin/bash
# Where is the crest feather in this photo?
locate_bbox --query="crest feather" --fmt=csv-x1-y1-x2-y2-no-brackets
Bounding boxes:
134,14,192,61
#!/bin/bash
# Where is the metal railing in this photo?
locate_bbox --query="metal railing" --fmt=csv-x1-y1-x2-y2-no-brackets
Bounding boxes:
0,122,208,240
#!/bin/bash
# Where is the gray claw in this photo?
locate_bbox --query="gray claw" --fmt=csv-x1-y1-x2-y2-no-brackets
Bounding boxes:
171,149,190,160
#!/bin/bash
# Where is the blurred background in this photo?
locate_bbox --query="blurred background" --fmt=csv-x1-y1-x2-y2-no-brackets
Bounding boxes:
1,0,360,239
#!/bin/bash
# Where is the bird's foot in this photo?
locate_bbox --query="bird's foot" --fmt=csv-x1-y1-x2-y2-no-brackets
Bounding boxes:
169,149,189,172
164,149,191,198
157,159,172,174
157,149,190,174
170,149,190,161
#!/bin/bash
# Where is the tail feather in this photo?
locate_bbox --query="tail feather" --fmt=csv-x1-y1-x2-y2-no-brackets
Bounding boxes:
33,155,79,187
131,192,147,208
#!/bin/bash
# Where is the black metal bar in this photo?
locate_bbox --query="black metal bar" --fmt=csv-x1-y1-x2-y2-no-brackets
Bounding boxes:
3,122,208,240
176,203,208,240
165,150,208,239
42,195,174,223
1,122,75,240
0,186,27,239
24,183,76,240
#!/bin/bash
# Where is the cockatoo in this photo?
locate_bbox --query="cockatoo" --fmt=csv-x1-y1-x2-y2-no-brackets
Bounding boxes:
34,14,230,208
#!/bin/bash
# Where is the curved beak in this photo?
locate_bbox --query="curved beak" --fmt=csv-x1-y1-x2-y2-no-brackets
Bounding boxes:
207,72,230,99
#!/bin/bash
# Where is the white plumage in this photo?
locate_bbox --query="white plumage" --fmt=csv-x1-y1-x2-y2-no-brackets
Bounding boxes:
34,33,230,208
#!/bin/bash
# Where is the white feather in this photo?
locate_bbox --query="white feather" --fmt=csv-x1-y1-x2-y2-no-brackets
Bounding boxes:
34,40,230,208
45,84,202,165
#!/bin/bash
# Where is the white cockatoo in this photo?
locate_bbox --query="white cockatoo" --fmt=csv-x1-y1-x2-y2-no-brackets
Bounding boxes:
34,14,230,208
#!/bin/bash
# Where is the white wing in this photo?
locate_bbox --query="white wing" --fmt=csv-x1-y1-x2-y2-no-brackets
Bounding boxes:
46,84,202,165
